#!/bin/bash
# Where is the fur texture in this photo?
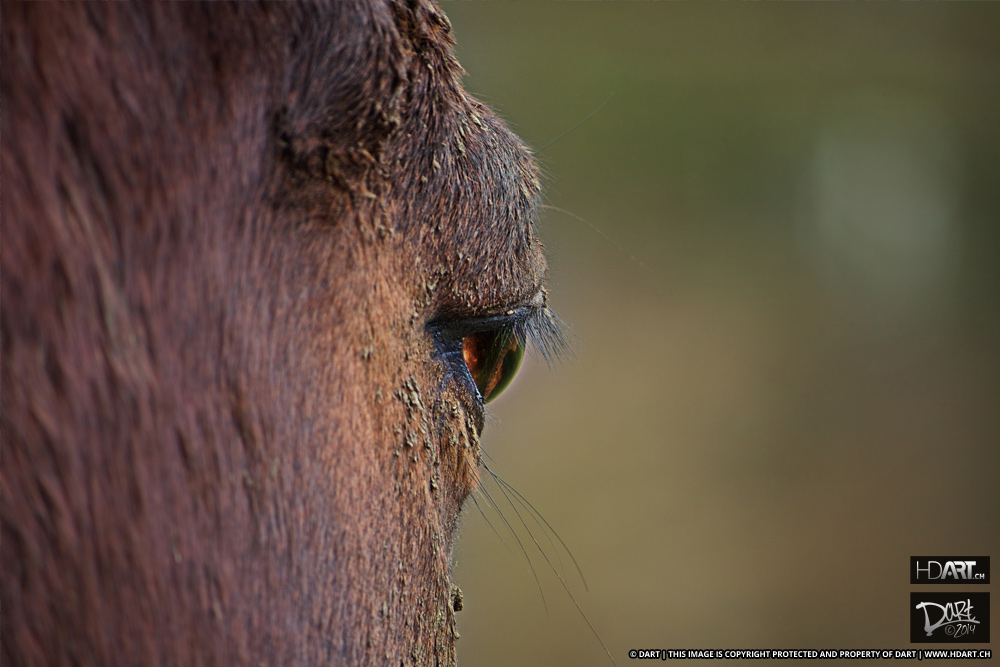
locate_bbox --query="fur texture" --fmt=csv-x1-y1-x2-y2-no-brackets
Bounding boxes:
1,2,547,664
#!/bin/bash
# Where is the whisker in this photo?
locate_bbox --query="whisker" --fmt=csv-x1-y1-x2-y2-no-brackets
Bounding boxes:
469,492,517,560
484,469,568,582
475,482,548,612
482,462,616,665
535,92,615,154
490,471,588,591
483,464,565,590
541,203,659,283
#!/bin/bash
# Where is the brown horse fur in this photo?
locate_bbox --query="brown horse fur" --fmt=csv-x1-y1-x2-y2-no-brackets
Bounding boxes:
1,2,557,664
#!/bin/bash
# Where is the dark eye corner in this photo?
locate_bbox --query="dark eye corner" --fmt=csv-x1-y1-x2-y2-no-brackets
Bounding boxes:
429,305,570,404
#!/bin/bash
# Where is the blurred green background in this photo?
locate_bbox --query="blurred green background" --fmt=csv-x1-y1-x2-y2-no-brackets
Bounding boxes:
442,4,999,665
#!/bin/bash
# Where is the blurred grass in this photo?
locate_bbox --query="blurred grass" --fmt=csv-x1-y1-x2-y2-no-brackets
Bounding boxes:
443,3,1000,665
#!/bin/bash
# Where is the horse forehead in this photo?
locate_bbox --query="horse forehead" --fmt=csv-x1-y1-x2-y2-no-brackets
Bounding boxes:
390,105,547,306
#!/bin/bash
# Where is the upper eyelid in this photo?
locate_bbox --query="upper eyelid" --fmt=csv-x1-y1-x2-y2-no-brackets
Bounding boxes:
430,285,548,327
428,306,537,341
429,303,569,367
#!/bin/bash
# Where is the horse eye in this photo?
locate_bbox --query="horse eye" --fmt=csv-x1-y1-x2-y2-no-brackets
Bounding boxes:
461,330,524,403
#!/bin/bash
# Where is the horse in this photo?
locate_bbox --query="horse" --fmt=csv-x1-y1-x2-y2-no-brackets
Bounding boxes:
1,1,561,663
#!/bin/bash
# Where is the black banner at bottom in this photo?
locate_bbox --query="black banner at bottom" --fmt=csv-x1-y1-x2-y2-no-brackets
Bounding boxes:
628,649,994,660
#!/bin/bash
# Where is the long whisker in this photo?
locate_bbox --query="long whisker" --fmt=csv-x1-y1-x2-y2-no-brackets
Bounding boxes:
541,203,659,282
482,463,553,579
469,492,518,560
475,482,548,612
535,92,615,154
482,462,616,666
490,471,588,591
483,469,569,582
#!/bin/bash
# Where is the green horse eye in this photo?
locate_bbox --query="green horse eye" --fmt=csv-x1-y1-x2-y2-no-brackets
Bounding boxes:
462,330,524,402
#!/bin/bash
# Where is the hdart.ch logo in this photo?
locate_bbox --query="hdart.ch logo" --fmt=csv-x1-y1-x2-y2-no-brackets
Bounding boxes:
910,592,990,644
910,556,990,584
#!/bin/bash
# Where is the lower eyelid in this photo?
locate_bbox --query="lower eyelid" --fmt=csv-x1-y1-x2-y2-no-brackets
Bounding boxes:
437,346,487,432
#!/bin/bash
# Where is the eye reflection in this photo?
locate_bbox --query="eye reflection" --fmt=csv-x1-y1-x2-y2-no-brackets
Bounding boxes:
462,330,524,403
